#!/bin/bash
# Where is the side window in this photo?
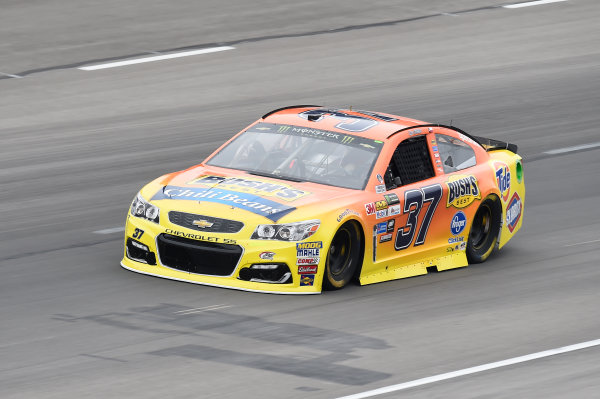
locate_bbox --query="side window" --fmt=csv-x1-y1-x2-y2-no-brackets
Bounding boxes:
435,134,476,173
384,135,435,190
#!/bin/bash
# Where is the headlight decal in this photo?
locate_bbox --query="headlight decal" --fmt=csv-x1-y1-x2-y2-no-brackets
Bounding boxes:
251,220,320,241
131,193,160,223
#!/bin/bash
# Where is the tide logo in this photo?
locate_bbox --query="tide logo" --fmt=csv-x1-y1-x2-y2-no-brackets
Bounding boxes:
494,162,511,202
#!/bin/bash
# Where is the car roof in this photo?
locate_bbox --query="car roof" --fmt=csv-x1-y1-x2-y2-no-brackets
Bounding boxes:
261,105,428,142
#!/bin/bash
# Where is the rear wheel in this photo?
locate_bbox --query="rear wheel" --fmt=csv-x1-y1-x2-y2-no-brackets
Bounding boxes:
466,197,501,264
323,222,361,290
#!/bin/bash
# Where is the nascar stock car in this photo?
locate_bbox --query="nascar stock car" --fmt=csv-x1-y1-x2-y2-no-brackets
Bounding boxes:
122,105,524,294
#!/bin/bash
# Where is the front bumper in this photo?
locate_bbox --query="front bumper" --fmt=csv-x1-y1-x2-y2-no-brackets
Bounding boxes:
121,215,323,294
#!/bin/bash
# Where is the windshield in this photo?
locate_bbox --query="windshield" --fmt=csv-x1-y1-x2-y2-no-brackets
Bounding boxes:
206,123,384,190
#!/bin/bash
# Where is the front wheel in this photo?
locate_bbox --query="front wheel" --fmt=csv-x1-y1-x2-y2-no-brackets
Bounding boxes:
466,197,502,264
323,222,362,290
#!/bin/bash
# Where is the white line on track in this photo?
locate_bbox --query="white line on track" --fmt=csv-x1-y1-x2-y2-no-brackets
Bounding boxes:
565,239,600,247
503,0,567,8
336,338,600,399
93,226,125,234
0,71,23,78
174,305,232,315
544,142,600,155
78,46,235,71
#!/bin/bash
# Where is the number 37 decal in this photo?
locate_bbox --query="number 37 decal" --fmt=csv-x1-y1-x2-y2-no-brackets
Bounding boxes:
395,184,442,250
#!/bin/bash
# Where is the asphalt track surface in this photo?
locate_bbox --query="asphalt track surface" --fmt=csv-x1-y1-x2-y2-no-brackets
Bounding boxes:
1,1,599,397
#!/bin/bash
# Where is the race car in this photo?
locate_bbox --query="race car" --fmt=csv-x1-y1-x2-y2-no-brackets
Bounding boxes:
121,105,524,294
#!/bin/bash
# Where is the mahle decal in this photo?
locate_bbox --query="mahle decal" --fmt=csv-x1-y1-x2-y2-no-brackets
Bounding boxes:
494,162,511,202
191,175,309,202
446,175,481,208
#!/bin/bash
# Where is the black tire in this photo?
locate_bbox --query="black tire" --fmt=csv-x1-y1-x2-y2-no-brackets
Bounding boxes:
323,222,362,290
466,197,502,264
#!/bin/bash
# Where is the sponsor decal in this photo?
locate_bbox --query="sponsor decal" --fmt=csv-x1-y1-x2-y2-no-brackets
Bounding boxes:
459,242,467,251
450,211,467,235
375,200,388,211
434,153,440,158
259,251,275,260
383,193,400,206
379,233,392,243
432,145,438,152
448,236,465,244
458,133,478,146
360,143,375,149
408,129,422,136
365,202,376,215
153,186,295,222
376,222,387,234
388,204,401,216
191,175,309,202
298,265,318,274
387,218,395,233
296,241,322,258
494,162,511,202
341,136,355,144
445,175,481,208
376,174,384,183
337,208,360,222
506,192,522,232
164,229,237,244
296,258,319,266
376,209,388,219
375,184,386,194
300,274,315,286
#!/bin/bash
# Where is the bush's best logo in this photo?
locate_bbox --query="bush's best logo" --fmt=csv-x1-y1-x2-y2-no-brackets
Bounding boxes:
450,211,467,235
446,175,481,208
191,175,309,201
506,192,522,232
494,162,511,202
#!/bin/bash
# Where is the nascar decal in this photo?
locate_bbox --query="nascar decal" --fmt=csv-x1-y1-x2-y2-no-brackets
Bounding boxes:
450,211,467,236
506,192,522,232
191,175,309,201
152,186,295,221
493,162,511,202
446,175,481,208
164,229,237,244
298,265,318,274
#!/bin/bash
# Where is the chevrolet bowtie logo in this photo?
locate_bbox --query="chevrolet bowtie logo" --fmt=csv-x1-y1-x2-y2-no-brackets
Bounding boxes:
192,219,214,228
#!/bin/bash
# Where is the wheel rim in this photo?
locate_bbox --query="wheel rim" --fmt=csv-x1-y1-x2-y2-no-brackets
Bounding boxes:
328,227,353,277
470,204,492,250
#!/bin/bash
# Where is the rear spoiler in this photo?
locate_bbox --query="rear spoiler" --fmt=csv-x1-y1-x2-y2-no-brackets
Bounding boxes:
473,136,518,154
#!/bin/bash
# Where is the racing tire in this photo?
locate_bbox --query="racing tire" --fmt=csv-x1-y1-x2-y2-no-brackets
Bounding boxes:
466,196,502,264
323,221,362,290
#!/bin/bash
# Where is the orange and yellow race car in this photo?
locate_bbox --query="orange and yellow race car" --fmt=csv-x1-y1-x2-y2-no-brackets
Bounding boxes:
121,105,524,294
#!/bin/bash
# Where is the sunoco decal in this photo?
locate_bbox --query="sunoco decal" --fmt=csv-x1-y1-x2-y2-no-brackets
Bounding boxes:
191,175,309,202
152,186,295,221
506,192,522,232
300,274,315,286
494,162,511,202
446,175,481,208
450,211,467,235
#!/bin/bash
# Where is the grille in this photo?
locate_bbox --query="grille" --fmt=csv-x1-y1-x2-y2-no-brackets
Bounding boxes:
168,211,244,233
156,234,242,276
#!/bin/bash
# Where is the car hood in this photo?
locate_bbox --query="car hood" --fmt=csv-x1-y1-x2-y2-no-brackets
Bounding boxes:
145,165,360,223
